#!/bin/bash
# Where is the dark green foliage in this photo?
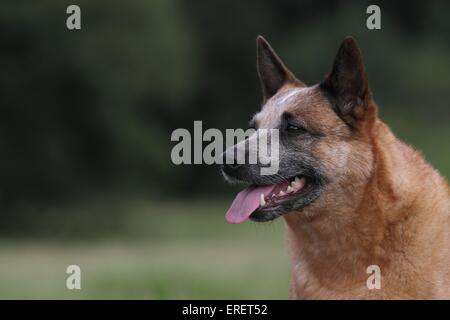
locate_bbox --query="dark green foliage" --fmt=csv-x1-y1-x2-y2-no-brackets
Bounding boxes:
0,1,449,231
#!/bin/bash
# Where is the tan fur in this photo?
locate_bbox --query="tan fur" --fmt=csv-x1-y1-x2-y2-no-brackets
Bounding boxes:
281,91,450,299
251,36,450,299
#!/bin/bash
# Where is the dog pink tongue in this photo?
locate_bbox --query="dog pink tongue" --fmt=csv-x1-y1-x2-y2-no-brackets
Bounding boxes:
225,185,275,224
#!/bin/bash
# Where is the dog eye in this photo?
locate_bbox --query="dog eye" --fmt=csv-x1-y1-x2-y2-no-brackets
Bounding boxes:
286,123,305,133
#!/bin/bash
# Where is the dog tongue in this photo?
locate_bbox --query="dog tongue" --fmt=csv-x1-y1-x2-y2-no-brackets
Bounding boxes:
225,185,275,224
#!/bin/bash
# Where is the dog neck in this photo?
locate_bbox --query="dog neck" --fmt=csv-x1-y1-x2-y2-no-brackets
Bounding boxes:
283,120,450,299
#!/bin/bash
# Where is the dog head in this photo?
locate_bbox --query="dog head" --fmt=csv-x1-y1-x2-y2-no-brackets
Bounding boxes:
222,36,377,223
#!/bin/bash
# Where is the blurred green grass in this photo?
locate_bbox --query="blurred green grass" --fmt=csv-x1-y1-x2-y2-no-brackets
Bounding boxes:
0,199,290,299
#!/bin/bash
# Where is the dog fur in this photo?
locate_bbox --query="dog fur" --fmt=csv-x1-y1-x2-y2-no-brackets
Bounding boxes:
229,36,450,299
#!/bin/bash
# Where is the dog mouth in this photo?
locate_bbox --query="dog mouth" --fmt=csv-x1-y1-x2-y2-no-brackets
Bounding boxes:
225,175,312,224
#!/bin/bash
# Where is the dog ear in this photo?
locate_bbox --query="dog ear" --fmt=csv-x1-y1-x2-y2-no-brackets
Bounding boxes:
256,36,304,102
321,37,372,124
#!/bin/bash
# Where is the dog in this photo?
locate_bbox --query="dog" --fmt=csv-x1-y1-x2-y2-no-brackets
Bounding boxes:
221,36,450,299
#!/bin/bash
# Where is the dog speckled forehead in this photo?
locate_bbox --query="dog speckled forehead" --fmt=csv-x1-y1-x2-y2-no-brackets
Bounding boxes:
254,85,319,129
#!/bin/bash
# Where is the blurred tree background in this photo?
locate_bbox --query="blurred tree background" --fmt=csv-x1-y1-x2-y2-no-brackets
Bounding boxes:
1,0,449,222
0,0,448,298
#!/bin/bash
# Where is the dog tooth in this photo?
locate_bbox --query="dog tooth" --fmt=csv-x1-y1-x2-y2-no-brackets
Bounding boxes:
287,185,294,193
260,194,266,206
298,177,306,188
291,176,306,191
279,190,285,196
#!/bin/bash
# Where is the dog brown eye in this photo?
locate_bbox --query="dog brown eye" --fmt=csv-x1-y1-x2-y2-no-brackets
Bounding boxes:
286,123,308,135
287,124,301,131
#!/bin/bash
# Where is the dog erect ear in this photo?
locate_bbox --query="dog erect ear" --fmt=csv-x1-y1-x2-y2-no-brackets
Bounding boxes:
256,36,304,102
321,37,372,123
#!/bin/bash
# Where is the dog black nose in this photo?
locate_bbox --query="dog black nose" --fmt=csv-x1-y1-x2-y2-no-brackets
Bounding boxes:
222,162,243,171
221,149,243,174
